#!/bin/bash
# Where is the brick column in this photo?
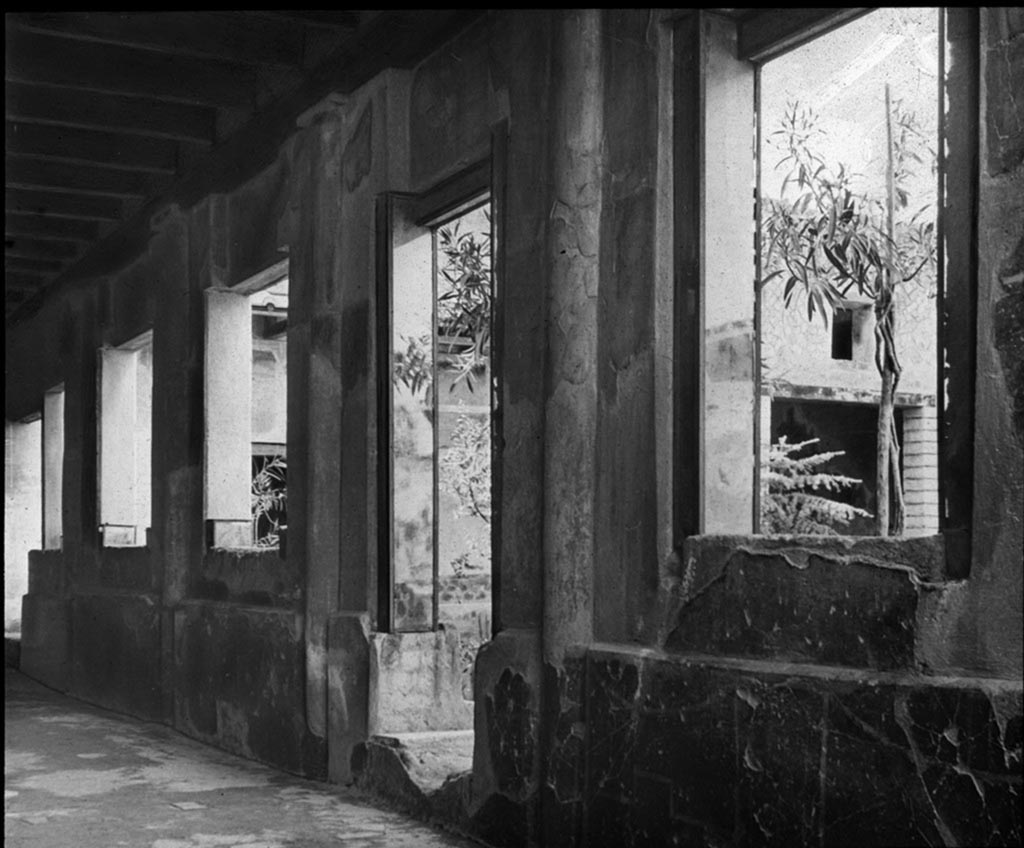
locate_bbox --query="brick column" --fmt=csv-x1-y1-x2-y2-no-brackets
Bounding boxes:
902,405,939,535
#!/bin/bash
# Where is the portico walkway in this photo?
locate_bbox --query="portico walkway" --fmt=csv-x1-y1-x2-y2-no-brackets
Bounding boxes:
4,669,478,848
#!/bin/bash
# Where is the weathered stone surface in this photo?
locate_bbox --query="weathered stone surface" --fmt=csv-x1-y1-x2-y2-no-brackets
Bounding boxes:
70,593,161,720
995,233,1024,443
470,629,541,844
328,611,371,783
353,736,431,818
95,545,152,591
27,549,64,596
580,647,1023,848
173,600,325,778
7,670,475,848
594,7,661,644
369,629,474,734
666,535,939,670
19,595,70,691
985,9,1024,176
225,158,291,287
541,650,586,848
196,548,300,607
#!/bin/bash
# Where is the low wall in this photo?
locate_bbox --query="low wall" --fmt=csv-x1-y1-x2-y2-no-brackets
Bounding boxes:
70,592,162,719
551,645,1022,847
369,628,474,734
173,600,325,778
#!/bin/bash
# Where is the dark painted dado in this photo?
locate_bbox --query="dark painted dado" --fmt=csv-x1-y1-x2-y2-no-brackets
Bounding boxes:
174,601,326,778
576,648,1022,848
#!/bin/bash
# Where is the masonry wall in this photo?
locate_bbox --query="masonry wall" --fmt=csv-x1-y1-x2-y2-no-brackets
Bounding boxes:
5,8,1022,848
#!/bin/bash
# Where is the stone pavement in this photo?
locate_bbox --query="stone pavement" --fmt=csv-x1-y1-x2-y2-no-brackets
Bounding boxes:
4,669,480,848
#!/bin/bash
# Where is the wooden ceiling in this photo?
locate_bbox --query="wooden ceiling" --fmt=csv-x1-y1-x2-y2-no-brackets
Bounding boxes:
5,9,864,325
4,10,482,323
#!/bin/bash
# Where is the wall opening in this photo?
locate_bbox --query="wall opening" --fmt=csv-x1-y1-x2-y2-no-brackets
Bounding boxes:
5,415,42,634
756,7,941,537
376,161,497,744
98,331,152,547
387,197,494,695
249,279,288,548
204,261,289,550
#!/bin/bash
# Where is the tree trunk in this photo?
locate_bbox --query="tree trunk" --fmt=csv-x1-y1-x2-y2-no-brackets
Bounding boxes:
876,364,893,535
875,84,905,536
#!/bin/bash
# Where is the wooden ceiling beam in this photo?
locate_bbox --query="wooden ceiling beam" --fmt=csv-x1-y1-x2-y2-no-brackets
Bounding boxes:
738,8,872,63
6,122,179,175
6,156,158,200
6,28,296,109
6,189,124,222
5,237,81,261
5,255,65,274
6,9,487,325
6,82,216,144
8,12,306,70
5,271,47,292
5,213,101,243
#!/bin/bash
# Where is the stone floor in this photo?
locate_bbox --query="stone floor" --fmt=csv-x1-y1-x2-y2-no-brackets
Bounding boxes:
4,669,479,848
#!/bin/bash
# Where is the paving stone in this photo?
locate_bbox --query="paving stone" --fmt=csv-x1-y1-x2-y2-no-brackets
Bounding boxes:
4,669,477,848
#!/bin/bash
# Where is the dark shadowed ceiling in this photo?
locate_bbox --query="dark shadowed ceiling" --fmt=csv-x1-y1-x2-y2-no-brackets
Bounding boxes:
4,8,863,325
4,10,483,324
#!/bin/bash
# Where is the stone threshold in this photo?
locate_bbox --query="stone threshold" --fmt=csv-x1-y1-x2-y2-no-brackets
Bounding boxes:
367,730,474,794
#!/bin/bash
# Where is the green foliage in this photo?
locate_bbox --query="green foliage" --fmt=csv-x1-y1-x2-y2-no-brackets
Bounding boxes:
761,437,871,535
393,332,433,397
436,213,492,394
439,414,491,525
391,210,493,397
761,101,936,324
251,454,286,547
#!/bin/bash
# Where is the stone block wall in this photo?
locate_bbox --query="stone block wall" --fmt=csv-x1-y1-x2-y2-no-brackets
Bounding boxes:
568,648,1021,848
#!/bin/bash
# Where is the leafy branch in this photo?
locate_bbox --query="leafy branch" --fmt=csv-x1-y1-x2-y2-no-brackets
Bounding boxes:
761,437,871,535
251,454,286,547
436,213,493,394
439,414,491,525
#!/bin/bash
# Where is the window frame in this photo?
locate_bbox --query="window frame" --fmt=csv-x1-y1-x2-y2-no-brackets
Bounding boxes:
375,159,500,634
97,330,153,548
202,258,290,551
671,8,979,574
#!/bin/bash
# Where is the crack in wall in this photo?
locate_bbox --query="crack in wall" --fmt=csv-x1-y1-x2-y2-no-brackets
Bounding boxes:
893,694,960,848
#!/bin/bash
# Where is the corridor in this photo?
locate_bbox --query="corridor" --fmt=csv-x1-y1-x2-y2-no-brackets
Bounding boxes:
4,669,475,848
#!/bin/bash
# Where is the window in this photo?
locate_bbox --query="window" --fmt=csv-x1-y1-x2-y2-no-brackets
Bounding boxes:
42,385,64,550
378,163,497,696
98,332,152,547
756,8,941,537
830,309,854,361
250,279,288,547
204,261,288,549
5,414,42,634
674,8,974,559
